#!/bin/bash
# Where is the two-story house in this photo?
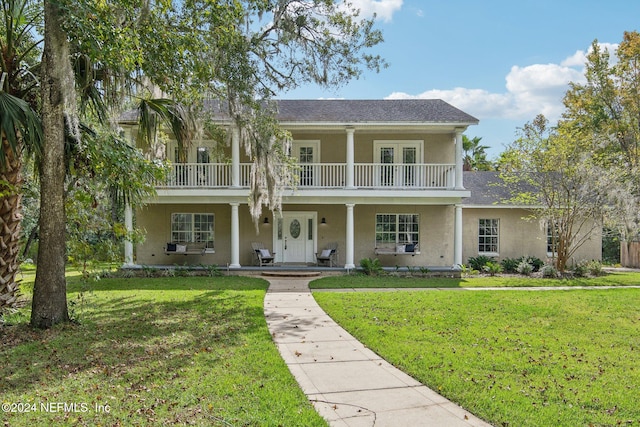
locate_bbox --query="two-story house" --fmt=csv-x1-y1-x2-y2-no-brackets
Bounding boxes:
121,99,601,270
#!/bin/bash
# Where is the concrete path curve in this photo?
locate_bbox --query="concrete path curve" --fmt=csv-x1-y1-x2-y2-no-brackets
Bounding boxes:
263,277,493,427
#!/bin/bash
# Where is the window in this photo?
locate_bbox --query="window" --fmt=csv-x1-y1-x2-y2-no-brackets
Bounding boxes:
547,222,559,256
478,219,499,254
171,213,214,247
376,214,419,246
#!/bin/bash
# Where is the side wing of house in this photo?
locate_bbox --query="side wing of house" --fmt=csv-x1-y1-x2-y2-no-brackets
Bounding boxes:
461,171,602,265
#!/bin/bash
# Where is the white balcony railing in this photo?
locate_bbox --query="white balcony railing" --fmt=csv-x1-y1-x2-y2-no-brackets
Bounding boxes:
159,163,456,189
354,163,455,188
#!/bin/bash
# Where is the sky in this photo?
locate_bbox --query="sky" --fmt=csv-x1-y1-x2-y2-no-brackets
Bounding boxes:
281,0,640,159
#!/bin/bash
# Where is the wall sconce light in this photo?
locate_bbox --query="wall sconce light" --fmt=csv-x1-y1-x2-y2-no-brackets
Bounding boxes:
321,217,327,225
263,217,269,225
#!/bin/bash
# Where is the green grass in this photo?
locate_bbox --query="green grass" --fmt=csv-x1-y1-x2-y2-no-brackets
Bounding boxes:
313,284,640,427
1,275,326,427
309,270,640,289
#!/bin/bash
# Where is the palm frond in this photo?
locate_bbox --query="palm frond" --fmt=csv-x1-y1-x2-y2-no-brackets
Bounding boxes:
0,90,42,167
135,98,195,162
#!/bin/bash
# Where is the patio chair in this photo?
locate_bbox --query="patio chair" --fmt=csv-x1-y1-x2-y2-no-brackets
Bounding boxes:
316,242,338,267
251,242,276,266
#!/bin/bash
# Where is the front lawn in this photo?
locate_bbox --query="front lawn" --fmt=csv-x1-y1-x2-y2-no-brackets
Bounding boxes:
313,284,640,427
309,270,640,289
1,276,326,427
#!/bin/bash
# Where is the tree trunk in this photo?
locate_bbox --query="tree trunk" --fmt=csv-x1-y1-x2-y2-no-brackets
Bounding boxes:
0,137,23,310
30,0,69,328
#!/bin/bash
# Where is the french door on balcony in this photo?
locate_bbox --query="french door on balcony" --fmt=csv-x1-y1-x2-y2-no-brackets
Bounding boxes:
292,141,319,187
375,141,422,187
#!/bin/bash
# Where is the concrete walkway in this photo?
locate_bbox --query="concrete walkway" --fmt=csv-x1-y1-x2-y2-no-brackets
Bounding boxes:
263,277,493,427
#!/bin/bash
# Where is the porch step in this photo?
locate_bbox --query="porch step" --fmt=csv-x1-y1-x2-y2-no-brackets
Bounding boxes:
261,271,322,278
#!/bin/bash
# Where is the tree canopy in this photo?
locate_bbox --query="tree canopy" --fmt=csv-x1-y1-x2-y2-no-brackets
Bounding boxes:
22,0,387,327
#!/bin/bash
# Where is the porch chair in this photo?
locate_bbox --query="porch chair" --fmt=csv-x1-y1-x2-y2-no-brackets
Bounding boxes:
251,242,276,266
316,242,338,267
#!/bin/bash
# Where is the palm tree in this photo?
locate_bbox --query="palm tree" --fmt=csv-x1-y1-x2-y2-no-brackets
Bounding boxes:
0,0,42,310
463,135,494,171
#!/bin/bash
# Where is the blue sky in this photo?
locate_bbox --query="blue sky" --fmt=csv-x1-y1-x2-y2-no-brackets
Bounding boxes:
282,0,640,159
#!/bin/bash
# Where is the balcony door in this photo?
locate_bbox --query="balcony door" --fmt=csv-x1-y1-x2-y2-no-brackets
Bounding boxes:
292,141,319,187
374,141,422,187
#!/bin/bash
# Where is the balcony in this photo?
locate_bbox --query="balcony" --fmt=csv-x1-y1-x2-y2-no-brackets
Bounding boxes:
160,163,457,190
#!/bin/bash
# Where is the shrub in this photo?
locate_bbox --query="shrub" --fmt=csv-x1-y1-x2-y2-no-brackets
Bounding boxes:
516,260,533,276
572,260,589,278
521,256,544,272
587,260,603,276
500,257,520,274
468,255,494,271
460,264,479,276
541,264,558,278
483,261,503,276
360,258,384,276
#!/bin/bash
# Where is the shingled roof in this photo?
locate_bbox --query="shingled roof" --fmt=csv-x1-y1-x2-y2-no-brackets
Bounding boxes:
272,99,478,124
463,171,538,207
120,99,478,125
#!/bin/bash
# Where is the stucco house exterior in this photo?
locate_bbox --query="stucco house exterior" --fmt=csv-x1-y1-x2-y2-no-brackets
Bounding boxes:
462,171,601,265
120,99,601,270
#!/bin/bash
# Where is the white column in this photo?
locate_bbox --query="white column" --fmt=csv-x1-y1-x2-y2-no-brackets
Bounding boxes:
123,203,134,266
455,129,464,190
231,126,240,188
346,127,355,188
230,203,241,268
454,204,463,267
345,204,355,269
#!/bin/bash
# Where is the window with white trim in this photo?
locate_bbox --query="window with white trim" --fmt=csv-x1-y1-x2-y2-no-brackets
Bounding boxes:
478,219,499,254
375,214,419,246
171,213,214,247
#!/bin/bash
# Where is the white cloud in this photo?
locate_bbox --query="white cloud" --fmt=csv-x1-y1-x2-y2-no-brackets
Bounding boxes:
386,47,609,122
349,0,403,22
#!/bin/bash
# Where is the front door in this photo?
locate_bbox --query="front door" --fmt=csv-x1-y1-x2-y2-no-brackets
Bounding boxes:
275,212,317,264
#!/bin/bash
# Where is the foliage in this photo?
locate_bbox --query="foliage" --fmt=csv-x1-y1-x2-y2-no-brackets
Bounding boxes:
459,264,479,277
516,260,533,276
541,264,558,278
462,135,493,171
0,0,44,311
602,228,621,264
572,260,589,278
561,32,640,263
314,288,640,427
2,276,326,426
467,255,494,271
499,257,519,274
587,260,603,276
498,115,605,272
359,257,384,276
482,261,503,276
